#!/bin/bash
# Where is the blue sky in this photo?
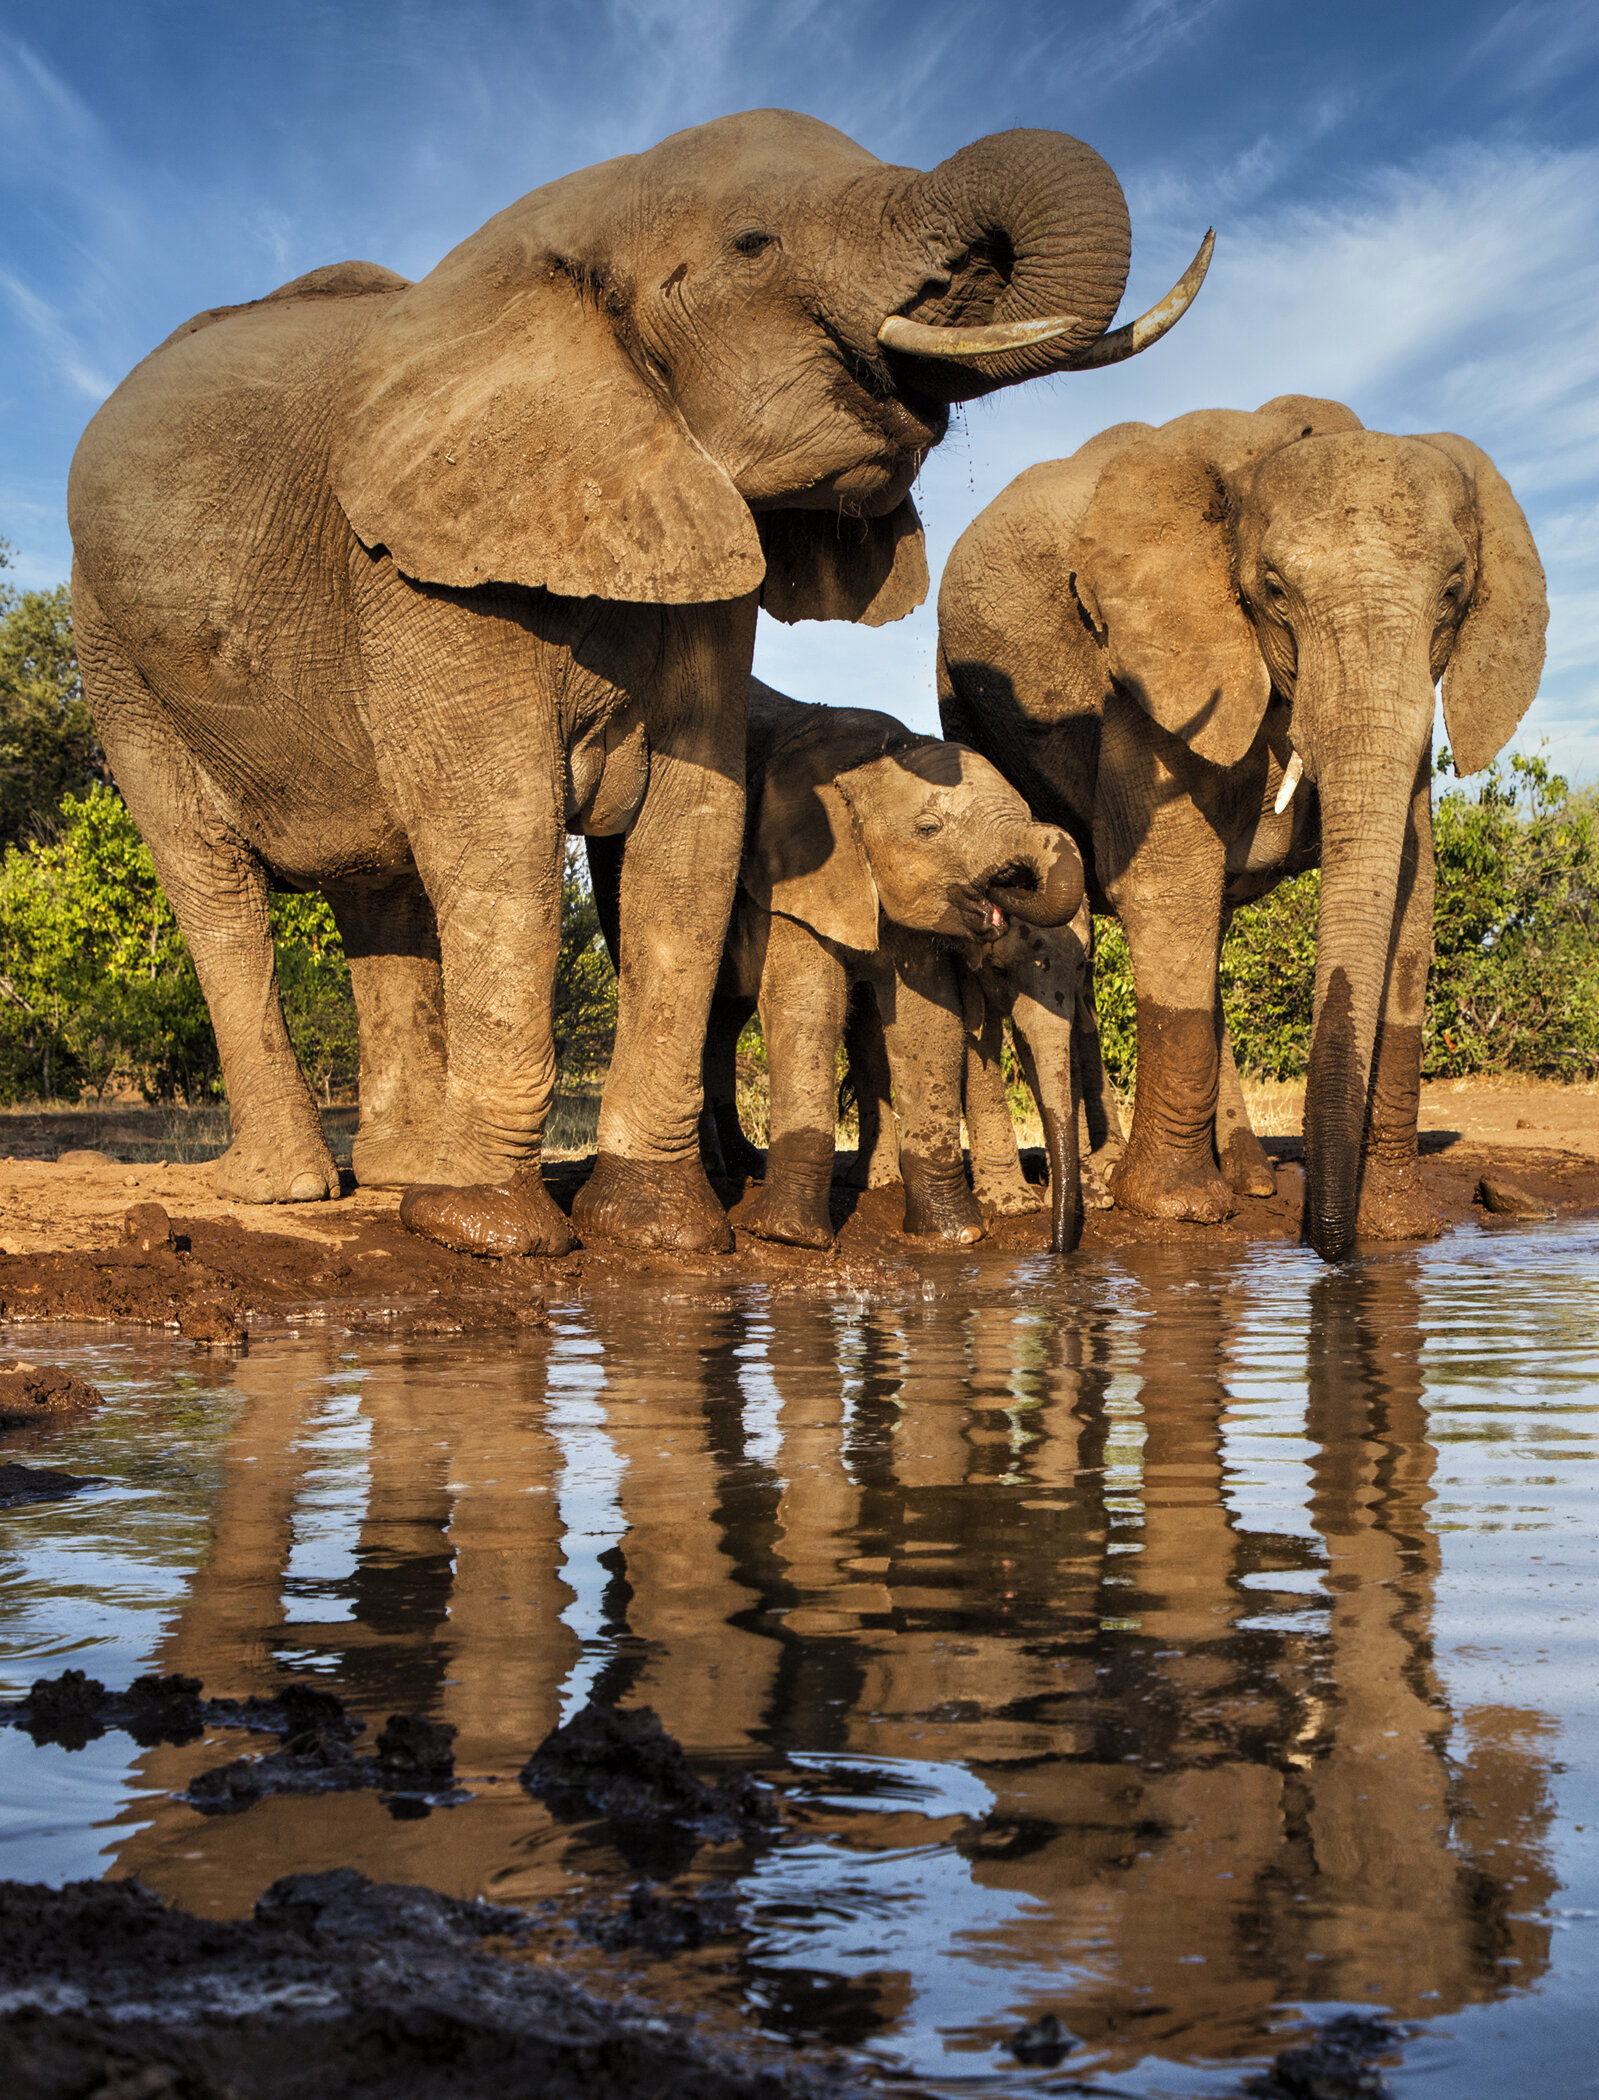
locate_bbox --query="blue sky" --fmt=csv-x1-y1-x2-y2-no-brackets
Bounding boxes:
3,0,1596,776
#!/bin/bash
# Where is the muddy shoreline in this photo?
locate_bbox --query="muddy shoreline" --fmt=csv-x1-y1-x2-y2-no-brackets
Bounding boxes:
0,1112,1593,1342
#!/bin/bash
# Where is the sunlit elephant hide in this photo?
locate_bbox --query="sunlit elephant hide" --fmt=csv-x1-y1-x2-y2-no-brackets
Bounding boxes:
938,396,1547,1261
698,680,1083,1251
69,110,1206,1259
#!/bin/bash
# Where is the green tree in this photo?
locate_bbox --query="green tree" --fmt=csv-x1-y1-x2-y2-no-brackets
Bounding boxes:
552,842,618,1079
0,542,104,851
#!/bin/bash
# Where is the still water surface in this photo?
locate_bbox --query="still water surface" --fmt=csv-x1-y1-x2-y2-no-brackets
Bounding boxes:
2,1223,1597,2095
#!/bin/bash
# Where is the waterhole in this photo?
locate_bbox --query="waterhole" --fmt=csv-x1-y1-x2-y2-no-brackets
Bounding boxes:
2,1222,1595,2095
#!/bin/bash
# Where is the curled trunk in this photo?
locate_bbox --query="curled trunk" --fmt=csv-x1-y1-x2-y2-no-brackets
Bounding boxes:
987,825,1085,928
899,132,1132,400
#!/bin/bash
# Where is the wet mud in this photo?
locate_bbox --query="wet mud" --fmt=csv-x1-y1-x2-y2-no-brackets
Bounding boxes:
0,1461,103,1507
0,1870,859,2100
0,1359,104,1426
0,1133,1593,1343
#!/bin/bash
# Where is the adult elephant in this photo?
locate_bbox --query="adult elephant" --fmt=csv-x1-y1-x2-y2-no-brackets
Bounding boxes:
70,110,1206,1258
938,397,1547,1261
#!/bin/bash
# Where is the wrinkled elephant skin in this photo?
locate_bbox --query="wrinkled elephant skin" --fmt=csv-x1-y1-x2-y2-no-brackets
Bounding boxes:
939,397,1547,1260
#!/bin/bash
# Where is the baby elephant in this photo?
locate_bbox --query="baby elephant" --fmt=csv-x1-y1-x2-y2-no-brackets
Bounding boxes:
704,680,1082,1249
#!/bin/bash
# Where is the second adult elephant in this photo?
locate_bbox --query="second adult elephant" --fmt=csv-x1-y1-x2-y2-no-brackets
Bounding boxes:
939,397,1547,1260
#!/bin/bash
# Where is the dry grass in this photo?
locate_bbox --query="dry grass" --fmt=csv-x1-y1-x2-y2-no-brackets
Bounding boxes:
1240,1077,1306,1137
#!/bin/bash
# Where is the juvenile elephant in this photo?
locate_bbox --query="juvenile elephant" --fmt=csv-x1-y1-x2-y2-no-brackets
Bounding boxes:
70,110,1207,1259
702,680,1082,1250
939,397,1547,1261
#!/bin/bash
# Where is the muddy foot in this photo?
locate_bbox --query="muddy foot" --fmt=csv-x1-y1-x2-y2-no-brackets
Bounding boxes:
742,1132,836,1249
1220,1124,1278,1199
902,1155,986,1245
351,1126,442,1191
1356,1155,1442,1241
213,1132,337,1204
572,1153,733,1254
400,1170,575,1257
1110,1146,1235,1224
973,1173,1044,1218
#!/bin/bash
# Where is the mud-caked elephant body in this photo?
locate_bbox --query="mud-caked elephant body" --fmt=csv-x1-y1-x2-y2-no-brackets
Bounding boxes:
939,396,1547,1259
71,109,1200,1258
703,681,1083,1250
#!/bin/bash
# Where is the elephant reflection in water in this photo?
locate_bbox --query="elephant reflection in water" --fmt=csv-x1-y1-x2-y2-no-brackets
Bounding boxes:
108,1272,1553,2064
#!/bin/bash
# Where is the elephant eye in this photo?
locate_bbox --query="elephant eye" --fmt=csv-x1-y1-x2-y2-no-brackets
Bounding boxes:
915,810,945,836
1261,571,1288,603
733,229,776,258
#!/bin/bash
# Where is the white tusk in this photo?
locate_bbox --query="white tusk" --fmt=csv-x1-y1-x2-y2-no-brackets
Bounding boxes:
877,310,1093,359
1273,751,1304,815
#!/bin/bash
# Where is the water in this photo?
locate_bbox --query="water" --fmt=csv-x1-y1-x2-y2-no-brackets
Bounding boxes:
2,1222,1596,2095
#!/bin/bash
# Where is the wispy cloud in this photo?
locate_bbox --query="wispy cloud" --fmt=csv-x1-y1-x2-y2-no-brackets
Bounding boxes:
0,270,112,400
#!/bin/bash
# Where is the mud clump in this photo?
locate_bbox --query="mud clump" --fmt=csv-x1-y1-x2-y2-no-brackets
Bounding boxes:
187,1704,460,1818
1476,1175,1557,1221
0,1870,859,2100
1247,2014,1400,2099
1007,2012,1074,2066
0,1359,104,1428
521,1700,778,1851
0,1669,209,1750
123,1199,175,1251
580,1879,742,1955
0,1461,103,1508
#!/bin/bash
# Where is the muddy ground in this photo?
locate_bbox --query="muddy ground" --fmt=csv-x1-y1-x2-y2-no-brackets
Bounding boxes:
0,1081,1590,1339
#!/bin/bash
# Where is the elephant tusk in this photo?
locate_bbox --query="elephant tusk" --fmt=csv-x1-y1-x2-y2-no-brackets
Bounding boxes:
877,311,1095,359
1273,750,1304,816
1055,228,1215,370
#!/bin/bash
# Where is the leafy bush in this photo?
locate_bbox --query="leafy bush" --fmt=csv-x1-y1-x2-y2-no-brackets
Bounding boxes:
0,550,104,851
1089,751,1599,1087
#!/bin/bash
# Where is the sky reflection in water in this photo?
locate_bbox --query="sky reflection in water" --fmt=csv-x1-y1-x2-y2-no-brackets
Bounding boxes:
0,1222,1595,2097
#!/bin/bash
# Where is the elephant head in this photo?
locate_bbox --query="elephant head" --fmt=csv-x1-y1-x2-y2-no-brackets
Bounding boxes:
1057,399,1546,1257
333,110,1207,623
740,685,1084,952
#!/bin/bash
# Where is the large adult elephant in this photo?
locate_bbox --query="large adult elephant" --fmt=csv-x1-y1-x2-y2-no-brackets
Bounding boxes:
939,397,1547,1261
69,111,1206,1258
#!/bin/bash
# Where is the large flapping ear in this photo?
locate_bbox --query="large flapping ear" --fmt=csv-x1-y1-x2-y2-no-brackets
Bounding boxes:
1070,432,1270,769
1416,433,1548,776
759,499,928,626
333,195,764,603
937,424,1152,744
742,732,881,953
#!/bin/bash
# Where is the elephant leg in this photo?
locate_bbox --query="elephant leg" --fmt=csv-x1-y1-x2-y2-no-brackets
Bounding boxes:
965,997,1041,1217
1216,1021,1276,1198
702,995,763,1185
1100,706,1234,1225
1356,754,1442,1242
74,595,336,1203
397,801,575,1257
573,606,752,1253
743,915,848,1250
878,931,985,1245
840,982,900,1190
327,869,446,1190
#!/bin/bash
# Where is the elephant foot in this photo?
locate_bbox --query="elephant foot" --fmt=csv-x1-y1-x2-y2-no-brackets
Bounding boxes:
1220,1124,1277,1199
573,1152,733,1254
1082,1139,1122,1212
973,1170,1044,1218
1356,1153,1442,1242
213,1127,338,1205
744,1130,836,1250
401,1167,575,1257
901,1151,986,1245
1110,1144,1235,1224
352,1124,443,1191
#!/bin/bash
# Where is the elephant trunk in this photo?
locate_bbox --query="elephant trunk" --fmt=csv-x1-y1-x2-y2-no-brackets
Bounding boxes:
891,132,1133,401
1301,705,1430,1262
1010,990,1084,1255
987,824,1085,928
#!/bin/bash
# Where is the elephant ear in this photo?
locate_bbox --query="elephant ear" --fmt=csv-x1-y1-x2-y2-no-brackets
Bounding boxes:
1070,436,1270,768
758,500,929,626
742,748,880,953
332,201,764,603
1417,433,1548,777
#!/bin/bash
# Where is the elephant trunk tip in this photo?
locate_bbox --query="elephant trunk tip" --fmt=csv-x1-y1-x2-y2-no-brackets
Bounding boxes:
985,833,1084,929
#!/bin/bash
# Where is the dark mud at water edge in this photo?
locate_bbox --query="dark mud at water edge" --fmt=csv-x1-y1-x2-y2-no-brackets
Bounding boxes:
0,1221,1596,2097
